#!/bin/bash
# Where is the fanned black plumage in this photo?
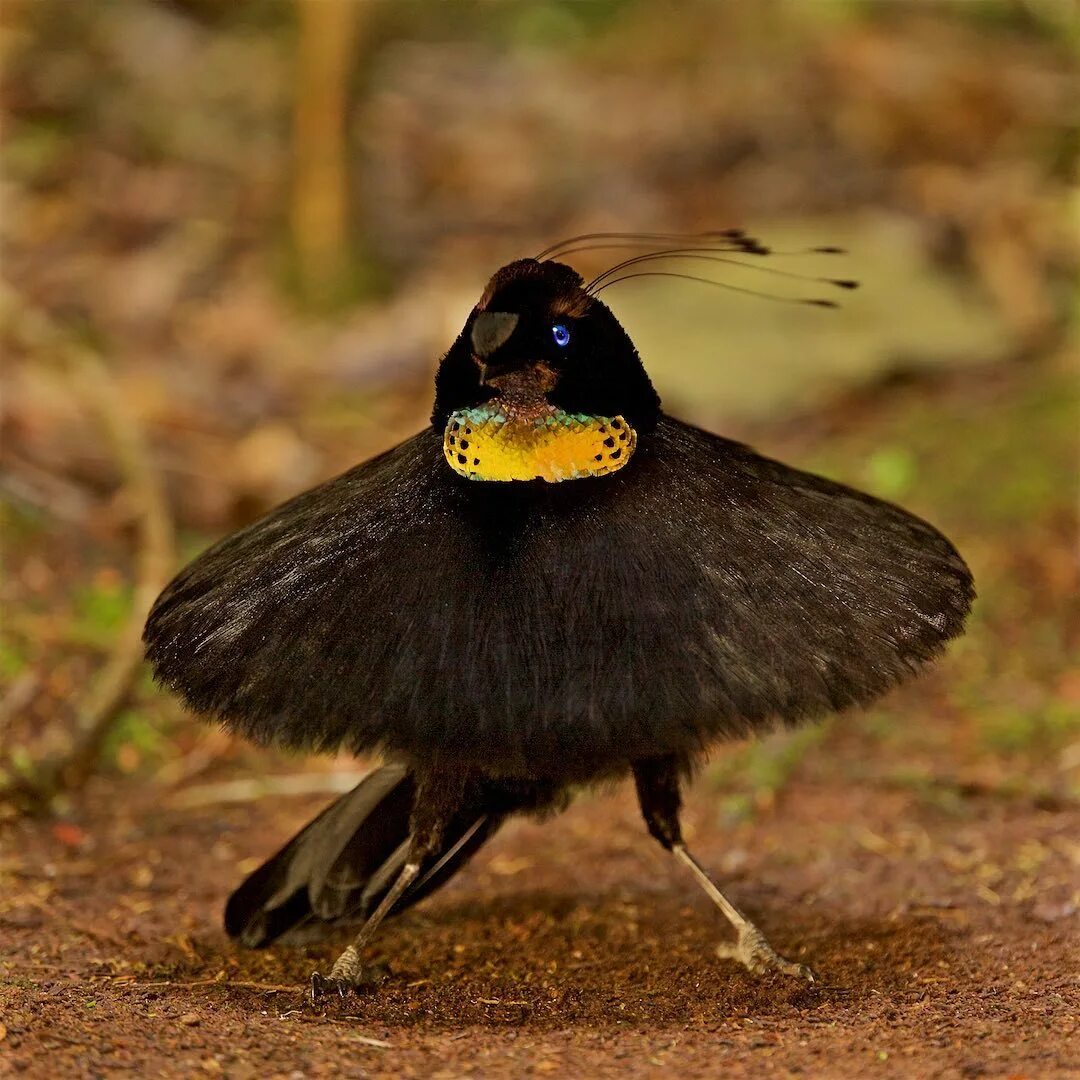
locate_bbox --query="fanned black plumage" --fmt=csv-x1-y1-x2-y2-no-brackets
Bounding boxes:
145,415,973,777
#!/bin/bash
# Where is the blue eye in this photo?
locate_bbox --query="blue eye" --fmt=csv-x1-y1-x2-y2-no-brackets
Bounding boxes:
551,323,571,348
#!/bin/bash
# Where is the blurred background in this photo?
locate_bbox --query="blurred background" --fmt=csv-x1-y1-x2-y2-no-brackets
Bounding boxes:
1,0,1077,821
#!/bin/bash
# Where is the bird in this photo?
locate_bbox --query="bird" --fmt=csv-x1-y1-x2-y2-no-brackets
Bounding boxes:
143,230,974,996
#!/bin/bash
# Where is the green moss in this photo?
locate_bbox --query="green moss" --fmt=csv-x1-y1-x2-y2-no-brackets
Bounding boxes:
978,699,1080,756
102,709,166,771
861,445,918,501
707,720,832,822
68,578,132,649
800,369,1078,533
0,639,28,681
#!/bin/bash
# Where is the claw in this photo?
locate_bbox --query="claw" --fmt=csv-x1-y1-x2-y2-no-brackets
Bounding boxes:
309,954,389,1003
310,971,352,1003
716,927,815,982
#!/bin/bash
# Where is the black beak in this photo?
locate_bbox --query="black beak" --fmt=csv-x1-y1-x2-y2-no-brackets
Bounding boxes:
471,311,519,359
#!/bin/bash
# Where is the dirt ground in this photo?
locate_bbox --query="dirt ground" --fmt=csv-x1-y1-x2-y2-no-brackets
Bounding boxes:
1,745,1077,1079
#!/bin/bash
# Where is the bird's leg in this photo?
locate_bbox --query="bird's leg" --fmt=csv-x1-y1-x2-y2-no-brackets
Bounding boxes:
673,843,814,981
311,765,468,999
632,757,814,982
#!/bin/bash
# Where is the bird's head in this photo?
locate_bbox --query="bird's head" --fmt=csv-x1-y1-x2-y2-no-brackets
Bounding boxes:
432,258,660,483
430,233,853,483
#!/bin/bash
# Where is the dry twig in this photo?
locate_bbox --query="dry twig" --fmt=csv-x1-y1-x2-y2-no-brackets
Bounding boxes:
291,0,365,307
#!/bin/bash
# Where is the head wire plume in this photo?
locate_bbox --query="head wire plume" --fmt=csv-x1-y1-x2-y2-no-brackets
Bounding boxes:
535,229,858,309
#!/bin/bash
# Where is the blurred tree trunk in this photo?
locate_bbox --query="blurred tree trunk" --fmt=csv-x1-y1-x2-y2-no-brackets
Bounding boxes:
291,0,367,309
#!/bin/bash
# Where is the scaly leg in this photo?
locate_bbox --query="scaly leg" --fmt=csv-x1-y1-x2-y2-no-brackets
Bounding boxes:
311,767,467,999
632,757,814,982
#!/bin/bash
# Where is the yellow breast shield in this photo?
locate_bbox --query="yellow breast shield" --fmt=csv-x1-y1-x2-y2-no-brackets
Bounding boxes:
443,403,636,483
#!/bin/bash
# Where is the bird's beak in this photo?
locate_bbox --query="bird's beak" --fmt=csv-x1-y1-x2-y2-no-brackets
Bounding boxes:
471,311,519,360
471,311,552,392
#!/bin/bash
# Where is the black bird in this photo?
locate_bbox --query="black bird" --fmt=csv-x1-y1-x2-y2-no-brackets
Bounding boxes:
144,233,974,994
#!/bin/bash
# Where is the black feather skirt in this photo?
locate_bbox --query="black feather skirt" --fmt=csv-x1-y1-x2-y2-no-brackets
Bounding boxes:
144,416,973,777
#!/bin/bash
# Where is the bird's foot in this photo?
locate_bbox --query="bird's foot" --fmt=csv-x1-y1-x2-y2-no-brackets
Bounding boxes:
309,946,385,1002
716,926,815,982
310,970,352,1002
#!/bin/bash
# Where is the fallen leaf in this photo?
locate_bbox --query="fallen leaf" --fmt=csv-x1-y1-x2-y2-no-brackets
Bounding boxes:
51,822,87,849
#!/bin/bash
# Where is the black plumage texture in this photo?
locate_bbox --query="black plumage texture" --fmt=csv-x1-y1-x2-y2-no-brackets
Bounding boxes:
224,764,562,947
225,764,415,946
144,416,974,777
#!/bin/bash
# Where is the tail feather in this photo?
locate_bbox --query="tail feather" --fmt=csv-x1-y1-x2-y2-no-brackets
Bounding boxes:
224,764,503,947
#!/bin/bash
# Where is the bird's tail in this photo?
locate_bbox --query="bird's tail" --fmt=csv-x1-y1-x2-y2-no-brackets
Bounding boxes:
224,764,503,948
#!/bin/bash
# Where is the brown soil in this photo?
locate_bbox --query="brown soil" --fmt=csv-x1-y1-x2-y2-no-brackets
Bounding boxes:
1,757,1076,1079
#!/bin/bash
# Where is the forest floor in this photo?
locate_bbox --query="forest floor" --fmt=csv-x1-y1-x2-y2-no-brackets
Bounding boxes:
2,356,1077,1078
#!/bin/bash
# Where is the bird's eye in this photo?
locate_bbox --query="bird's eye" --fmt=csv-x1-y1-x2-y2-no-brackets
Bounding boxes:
551,323,571,348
